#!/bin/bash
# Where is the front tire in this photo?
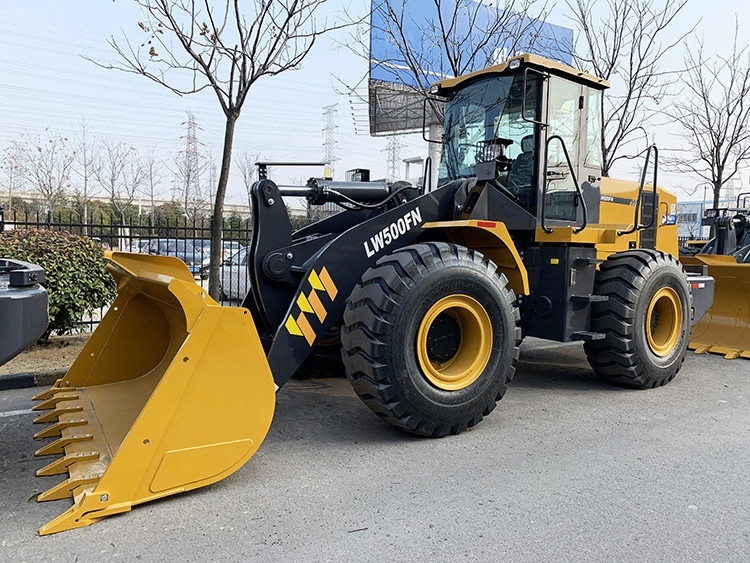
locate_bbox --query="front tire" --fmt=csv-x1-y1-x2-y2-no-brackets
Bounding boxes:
341,242,521,437
584,250,692,389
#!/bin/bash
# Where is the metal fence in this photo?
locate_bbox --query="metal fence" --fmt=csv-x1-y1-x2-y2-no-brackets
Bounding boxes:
1,208,253,332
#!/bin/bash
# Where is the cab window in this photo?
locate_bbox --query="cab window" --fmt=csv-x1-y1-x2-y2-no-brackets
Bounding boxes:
585,89,603,169
546,77,581,166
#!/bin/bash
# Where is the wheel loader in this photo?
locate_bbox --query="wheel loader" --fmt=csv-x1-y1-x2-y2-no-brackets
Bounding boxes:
681,195,750,359
30,54,714,535
0,207,50,367
0,258,48,366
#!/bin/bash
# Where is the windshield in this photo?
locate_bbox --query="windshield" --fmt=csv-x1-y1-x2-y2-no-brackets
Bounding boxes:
160,240,194,253
439,73,538,184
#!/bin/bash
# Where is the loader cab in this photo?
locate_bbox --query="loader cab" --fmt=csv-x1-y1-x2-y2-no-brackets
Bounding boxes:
434,54,608,231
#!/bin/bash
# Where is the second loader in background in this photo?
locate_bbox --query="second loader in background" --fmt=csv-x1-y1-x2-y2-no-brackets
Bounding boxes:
681,194,750,359
30,54,714,535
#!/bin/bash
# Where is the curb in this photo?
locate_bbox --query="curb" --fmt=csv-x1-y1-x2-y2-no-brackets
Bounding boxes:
0,372,36,390
0,369,66,390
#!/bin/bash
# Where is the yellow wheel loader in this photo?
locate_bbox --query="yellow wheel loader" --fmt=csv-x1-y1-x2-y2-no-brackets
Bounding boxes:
681,197,750,359
30,54,714,534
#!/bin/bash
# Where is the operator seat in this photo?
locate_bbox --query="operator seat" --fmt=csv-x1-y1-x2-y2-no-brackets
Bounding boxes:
507,135,535,206
715,216,738,255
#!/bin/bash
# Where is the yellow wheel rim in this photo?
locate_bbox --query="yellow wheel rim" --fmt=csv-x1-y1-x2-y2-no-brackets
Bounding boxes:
416,295,492,391
646,287,682,357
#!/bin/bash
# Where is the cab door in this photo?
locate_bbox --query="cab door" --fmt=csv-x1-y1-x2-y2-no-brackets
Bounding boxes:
542,75,584,227
542,75,604,229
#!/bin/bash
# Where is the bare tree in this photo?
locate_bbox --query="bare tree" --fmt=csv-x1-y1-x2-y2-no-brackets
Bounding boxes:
236,149,262,211
95,140,146,224
566,0,692,176
142,147,165,216
345,1,551,183
19,131,76,218
666,28,750,209
367,0,551,90
73,119,100,233
1,140,25,213
97,0,345,298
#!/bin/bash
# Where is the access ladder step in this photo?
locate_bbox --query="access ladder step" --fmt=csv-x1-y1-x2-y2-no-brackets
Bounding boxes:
570,295,609,308
571,331,607,342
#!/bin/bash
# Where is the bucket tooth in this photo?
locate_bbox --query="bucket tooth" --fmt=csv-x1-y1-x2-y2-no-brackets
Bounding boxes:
37,473,102,502
34,405,83,424
692,343,710,354
35,433,94,457
36,451,100,477
32,392,80,412
32,380,68,401
34,418,88,440
38,489,125,536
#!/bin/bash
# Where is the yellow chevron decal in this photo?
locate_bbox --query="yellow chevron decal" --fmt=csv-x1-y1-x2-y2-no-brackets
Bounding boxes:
296,312,316,345
285,315,303,337
319,267,338,300
308,269,325,292
285,268,339,345
296,292,314,314
307,289,327,322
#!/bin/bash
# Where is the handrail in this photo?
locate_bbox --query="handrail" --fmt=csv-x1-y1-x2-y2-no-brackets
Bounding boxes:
541,135,588,234
422,96,445,144
421,156,432,195
618,145,658,236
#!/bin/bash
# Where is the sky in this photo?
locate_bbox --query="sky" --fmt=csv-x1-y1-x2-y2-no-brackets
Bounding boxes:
0,0,747,209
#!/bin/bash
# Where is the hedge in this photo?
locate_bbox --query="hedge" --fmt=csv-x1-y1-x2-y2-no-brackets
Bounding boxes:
0,229,116,339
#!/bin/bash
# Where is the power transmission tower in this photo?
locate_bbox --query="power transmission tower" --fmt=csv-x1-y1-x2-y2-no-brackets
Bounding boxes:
174,111,207,218
383,135,407,181
322,104,339,179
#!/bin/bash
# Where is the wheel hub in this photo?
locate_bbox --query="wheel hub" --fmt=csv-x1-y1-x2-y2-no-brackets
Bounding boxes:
646,286,682,357
416,295,492,391
425,313,462,363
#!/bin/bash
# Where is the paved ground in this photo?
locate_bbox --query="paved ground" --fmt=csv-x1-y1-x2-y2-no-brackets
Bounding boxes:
1,340,748,562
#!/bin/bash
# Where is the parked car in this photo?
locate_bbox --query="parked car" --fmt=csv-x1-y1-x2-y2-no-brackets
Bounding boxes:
148,239,203,275
219,247,250,301
198,240,246,280
128,239,151,253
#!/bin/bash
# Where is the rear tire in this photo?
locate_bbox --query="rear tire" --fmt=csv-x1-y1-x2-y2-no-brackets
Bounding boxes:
292,326,345,379
584,250,691,389
341,242,521,437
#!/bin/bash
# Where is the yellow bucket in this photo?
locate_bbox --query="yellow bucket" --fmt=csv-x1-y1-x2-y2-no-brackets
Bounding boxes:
31,252,276,534
682,254,750,359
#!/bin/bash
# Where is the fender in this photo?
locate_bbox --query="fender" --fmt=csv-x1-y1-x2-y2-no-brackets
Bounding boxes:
422,220,530,296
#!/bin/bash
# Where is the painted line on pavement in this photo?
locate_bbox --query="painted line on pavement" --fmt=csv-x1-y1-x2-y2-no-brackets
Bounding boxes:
0,409,34,418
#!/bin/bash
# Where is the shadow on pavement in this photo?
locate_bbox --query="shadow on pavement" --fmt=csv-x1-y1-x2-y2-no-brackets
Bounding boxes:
511,340,617,392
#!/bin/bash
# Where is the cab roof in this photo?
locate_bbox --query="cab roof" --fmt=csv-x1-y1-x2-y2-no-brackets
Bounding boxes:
432,53,610,94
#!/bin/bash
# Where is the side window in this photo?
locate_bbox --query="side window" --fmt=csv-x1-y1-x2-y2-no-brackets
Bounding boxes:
585,89,603,169
546,77,580,166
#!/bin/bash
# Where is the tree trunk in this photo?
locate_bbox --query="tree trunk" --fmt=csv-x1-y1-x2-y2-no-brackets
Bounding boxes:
208,113,238,299
83,200,89,236
600,102,609,177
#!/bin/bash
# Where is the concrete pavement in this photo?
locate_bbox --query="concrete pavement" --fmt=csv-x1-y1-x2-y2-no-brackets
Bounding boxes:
1,340,748,562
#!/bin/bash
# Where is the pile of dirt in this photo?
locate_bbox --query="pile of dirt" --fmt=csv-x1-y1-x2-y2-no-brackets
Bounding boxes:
0,334,90,378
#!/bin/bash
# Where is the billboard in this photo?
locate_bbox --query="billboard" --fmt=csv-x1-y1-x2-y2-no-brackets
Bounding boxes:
368,0,574,135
